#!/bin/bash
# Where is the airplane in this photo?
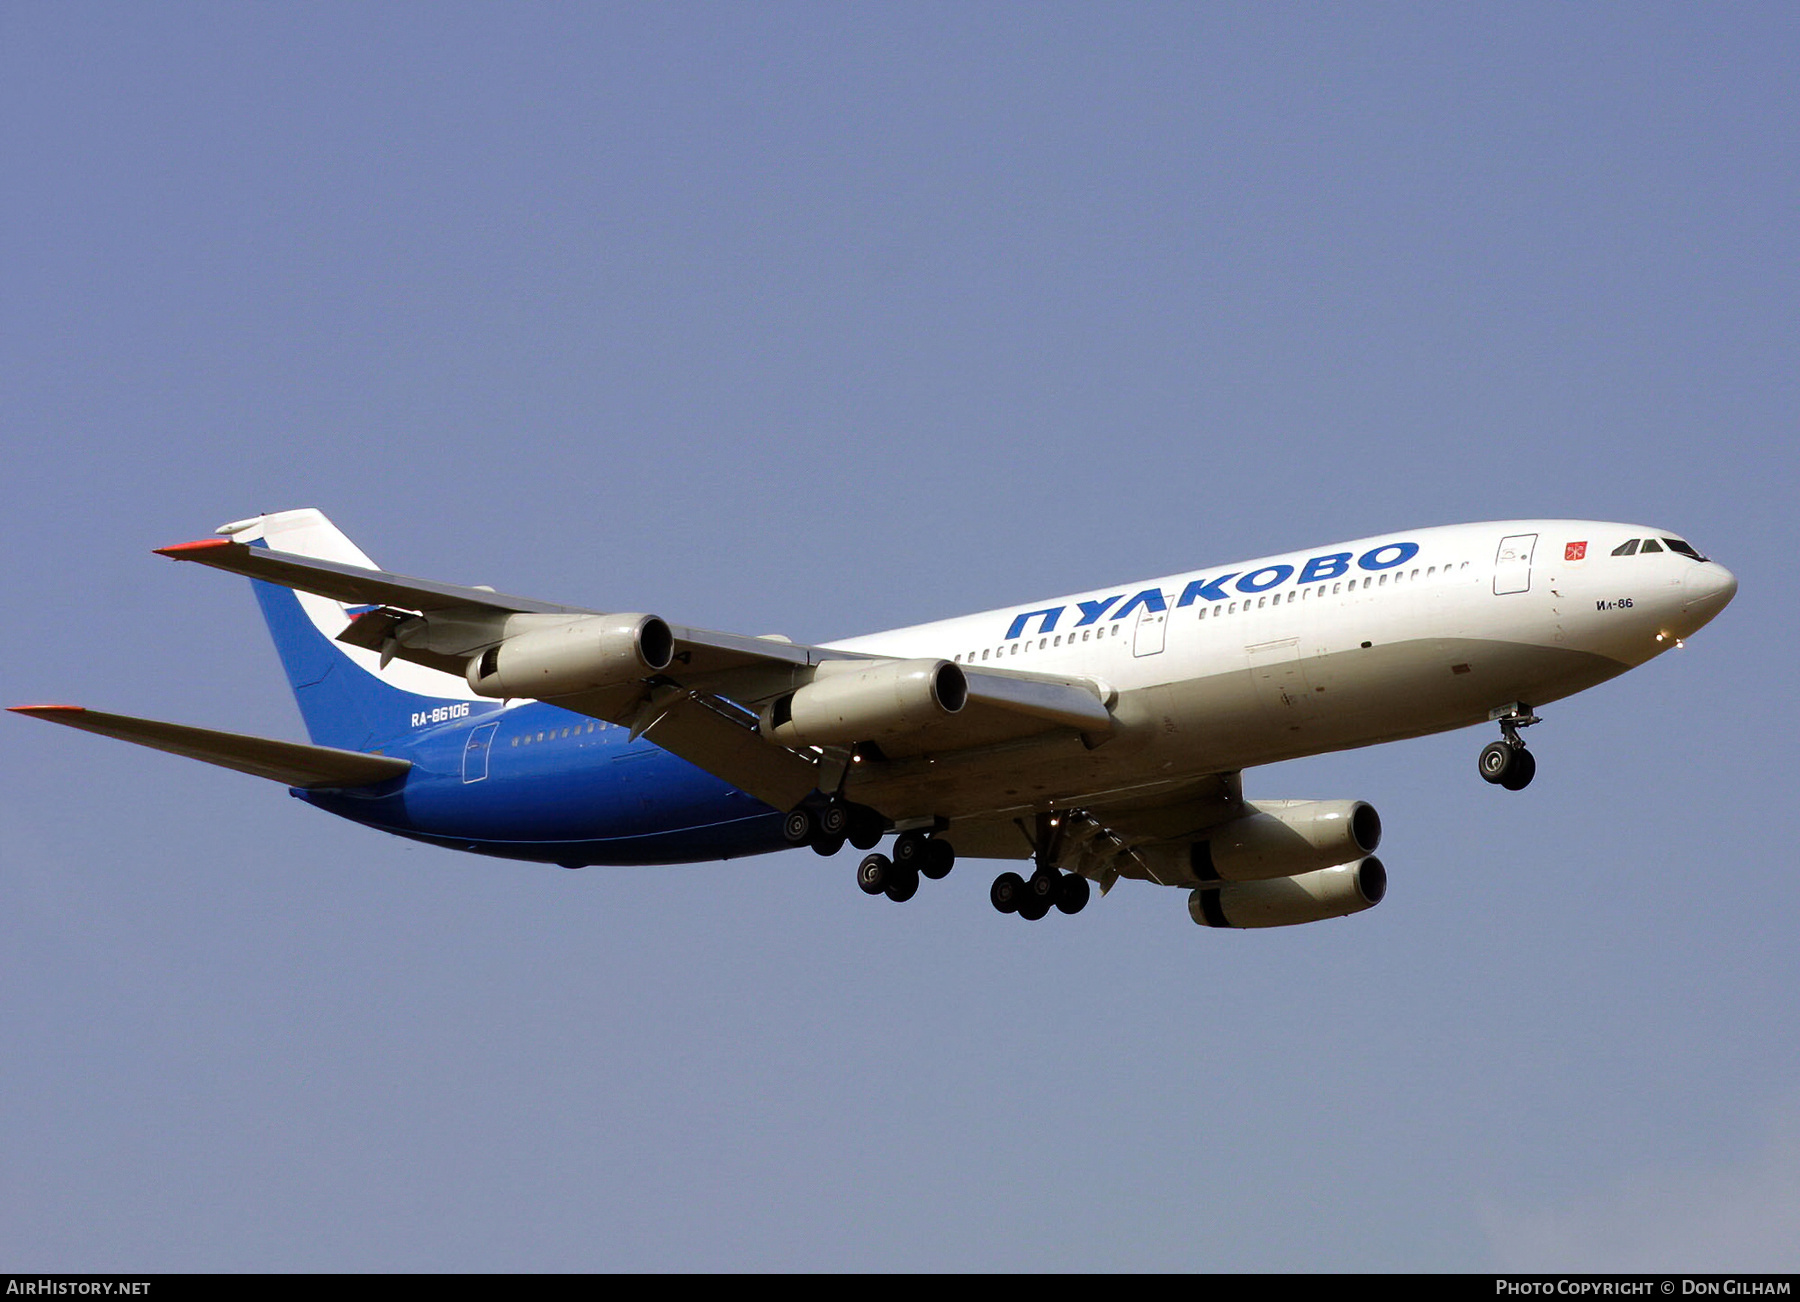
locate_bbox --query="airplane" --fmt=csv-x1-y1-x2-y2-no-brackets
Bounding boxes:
12,511,1737,929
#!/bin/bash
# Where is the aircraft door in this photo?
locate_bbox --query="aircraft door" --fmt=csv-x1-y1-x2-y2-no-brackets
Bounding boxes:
461,721,500,783
1247,638,1317,724
1133,605,1168,657
1493,533,1538,595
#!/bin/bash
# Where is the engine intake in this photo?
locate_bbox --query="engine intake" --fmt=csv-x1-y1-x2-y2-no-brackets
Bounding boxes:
761,659,967,748
465,614,674,699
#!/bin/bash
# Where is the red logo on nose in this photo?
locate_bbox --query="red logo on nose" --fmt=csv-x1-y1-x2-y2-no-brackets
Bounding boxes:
1566,541,1588,561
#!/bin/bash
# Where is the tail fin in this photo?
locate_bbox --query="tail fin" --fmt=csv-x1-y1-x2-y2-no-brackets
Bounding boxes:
222,510,493,751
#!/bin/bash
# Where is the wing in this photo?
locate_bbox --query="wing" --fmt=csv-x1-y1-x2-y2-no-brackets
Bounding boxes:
10,705,412,788
157,536,1117,813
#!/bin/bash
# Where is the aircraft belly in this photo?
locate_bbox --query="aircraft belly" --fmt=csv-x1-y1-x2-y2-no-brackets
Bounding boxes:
841,634,1626,821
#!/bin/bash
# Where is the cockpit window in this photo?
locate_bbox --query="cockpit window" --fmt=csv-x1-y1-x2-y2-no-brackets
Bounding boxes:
1611,539,1640,556
1663,538,1707,561
1639,538,1663,553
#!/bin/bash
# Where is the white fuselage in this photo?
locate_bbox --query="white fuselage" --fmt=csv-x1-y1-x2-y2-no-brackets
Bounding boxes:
825,521,1736,828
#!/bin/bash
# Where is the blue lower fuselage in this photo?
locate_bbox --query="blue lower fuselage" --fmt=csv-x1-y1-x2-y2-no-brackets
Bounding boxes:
297,701,788,867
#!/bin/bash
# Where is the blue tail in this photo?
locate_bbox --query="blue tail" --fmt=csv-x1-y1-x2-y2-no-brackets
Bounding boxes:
226,510,499,753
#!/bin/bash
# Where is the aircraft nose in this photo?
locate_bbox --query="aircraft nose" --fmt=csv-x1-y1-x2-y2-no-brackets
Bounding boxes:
1681,560,1738,628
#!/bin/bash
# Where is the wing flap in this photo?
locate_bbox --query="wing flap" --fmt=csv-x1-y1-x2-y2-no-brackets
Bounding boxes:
11,706,412,789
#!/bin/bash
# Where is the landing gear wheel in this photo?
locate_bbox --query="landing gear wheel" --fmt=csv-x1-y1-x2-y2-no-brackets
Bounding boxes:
1026,870,1060,909
1500,747,1536,791
848,809,885,851
1017,890,1052,922
884,862,920,903
892,830,929,867
1478,741,1516,785
921,838,955,881
811,834,845,857
857,853,891,896
1056,872,1090,915
819,802,851,838
783,808,815,844
990,872,1024,914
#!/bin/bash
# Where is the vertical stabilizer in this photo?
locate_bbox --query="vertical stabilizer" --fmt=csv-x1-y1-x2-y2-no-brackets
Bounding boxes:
221,510,496,751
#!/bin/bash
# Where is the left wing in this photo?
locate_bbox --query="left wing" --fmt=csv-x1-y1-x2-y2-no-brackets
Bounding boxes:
10,705,412,788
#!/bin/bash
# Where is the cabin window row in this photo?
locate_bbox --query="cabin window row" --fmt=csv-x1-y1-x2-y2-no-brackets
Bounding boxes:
512,720,601,746
952,562,1471,660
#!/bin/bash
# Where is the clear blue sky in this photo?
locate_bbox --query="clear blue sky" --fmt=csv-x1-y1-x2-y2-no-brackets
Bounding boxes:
3,3,1795,1271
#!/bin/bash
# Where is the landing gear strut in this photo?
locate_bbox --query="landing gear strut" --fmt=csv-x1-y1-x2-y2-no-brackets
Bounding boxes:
1479,705,1541,791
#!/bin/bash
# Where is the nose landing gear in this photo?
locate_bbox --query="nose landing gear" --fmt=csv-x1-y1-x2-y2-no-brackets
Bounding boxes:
1479,704,1541,791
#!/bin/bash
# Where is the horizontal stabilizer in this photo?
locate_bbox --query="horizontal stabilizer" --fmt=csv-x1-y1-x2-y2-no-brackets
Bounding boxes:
10,705,412,789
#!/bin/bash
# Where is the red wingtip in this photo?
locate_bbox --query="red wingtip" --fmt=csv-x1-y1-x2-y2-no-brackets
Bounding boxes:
154,537,236,559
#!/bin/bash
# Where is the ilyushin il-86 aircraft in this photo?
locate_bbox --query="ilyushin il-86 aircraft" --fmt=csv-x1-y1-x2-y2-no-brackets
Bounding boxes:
13,510,1736,929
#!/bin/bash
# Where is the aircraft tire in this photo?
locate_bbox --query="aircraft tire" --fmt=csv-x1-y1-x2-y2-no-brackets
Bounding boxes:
921,838,955,881
1017,892,1052,922
1478,741,1515,785
819,802,851,838
990,872,1024,914
1056,872,1090,915
783,808,816,843
884,863,920,903
1500,748,1537,791
848,809,885,851
892,830,928,866
857,853,891,896
812,834,845,857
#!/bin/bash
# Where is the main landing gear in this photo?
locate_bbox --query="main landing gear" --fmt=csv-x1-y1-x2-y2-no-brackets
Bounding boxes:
855,830,956,904
1478,704,1542,791
783,801,956,904
990,810,1092,921
782,799,886,859
989,867,1089,920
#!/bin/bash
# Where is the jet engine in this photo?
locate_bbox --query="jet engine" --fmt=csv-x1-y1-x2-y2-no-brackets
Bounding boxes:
1134,799,1382,885
760,658,967,748
1189,857,1387,929
465,614,674,699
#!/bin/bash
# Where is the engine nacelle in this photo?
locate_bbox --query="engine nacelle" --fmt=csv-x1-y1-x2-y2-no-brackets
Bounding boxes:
1201,799,1381,882
761,658,967,748
1189,857,1387,929
465,613,674,699
1133,799,1381,886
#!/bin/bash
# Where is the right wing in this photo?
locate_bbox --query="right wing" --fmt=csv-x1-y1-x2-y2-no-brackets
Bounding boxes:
158,535,1119,813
